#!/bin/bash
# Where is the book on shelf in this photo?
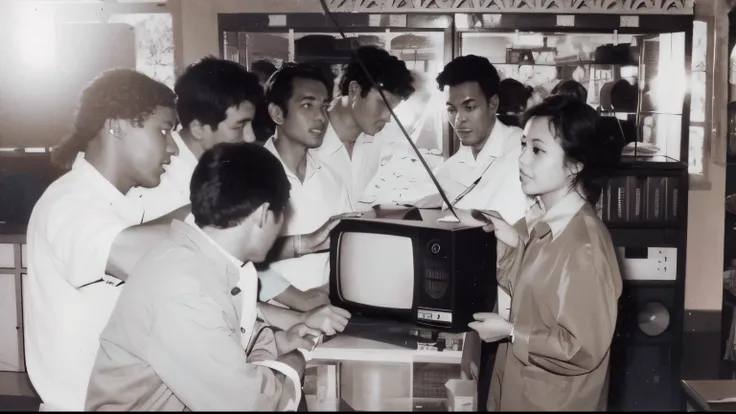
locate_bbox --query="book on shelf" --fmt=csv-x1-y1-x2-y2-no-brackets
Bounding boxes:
595,175,680,224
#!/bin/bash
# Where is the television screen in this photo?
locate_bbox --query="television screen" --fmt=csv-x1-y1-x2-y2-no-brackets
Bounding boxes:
338,232,414,310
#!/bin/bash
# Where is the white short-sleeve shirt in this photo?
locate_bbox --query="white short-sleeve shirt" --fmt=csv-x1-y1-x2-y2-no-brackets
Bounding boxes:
434,120,531,225
264,138,352,291
315,123,382,211
24,157,144,411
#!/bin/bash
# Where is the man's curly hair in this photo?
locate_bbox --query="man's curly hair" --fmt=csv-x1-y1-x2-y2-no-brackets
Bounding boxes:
51,68,176,167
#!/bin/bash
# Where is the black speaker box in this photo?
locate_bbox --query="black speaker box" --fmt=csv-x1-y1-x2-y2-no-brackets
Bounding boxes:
608,282,683,411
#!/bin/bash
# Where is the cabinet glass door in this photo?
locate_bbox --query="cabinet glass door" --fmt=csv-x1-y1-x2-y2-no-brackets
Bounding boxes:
458,30,690,164
221,28,450,159
0,272,21,372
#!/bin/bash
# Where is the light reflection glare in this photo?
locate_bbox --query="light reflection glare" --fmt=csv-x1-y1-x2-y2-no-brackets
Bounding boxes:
15,5,56,69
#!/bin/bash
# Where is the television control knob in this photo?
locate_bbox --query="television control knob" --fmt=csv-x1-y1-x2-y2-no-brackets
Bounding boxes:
428,241,441,255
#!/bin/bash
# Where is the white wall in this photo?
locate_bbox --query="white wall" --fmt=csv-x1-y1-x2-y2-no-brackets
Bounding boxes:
687,162,726,311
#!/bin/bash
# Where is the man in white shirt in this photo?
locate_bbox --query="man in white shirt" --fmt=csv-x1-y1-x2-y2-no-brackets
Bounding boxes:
24,69,186,411
86,142,315,411
317,46,415,210
418,55,530,225
128,57,341,323
263,63,357,292
430,55,533,411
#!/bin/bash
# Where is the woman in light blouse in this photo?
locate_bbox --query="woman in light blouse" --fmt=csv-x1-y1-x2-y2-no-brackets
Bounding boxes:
469,95,623,411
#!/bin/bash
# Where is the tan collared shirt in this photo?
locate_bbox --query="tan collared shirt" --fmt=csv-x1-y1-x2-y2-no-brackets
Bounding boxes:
128,132,292,302
488,192,623,411
85,220,297,411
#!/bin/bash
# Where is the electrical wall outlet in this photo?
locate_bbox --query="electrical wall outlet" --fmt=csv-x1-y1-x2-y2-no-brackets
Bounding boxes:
615,247,677,281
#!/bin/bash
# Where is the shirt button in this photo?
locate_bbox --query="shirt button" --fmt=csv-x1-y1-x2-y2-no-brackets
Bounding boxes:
231,287,241,296
241,327,246,333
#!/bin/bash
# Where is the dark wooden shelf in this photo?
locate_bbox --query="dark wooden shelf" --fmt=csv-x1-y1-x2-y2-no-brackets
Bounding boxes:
618,156,688,169
605,221,682,230
608,227,682,247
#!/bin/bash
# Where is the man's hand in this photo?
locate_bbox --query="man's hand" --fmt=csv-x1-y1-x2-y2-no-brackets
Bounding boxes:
271,285,330,313
301,287,330,311
302,304,351,336
275,350,307,383
468,312,513,343
274,323,321,356
303,212,363,253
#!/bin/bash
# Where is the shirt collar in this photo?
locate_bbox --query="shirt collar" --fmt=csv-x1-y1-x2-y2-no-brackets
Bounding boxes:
457,119,511,164
183,214,244,268
72,156,143,220
172,130,199,171
263,137,322,181
169,217,245,289
525,192,587,240
320,122,375,156
320,123,344,155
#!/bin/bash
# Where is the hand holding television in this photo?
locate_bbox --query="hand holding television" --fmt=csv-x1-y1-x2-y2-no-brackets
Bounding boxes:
303,212,364,253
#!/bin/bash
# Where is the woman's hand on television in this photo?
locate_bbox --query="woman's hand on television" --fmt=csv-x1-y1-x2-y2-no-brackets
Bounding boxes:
303,212,364,253
301,304,352,336
468,312,513,343
478,211,520,248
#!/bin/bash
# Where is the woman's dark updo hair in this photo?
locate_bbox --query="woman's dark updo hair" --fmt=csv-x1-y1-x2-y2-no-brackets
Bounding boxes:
521,95,622,205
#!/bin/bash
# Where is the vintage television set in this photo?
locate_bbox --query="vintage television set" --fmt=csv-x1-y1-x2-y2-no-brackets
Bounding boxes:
328,212,498,333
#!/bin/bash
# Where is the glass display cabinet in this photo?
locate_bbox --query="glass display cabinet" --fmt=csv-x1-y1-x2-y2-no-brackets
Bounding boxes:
218,9,695,411
218,13,453,158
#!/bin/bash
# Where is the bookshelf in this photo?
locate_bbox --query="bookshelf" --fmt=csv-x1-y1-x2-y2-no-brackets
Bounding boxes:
600,156,689,248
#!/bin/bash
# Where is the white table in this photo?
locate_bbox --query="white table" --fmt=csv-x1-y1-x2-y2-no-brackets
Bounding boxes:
304,333,480,411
